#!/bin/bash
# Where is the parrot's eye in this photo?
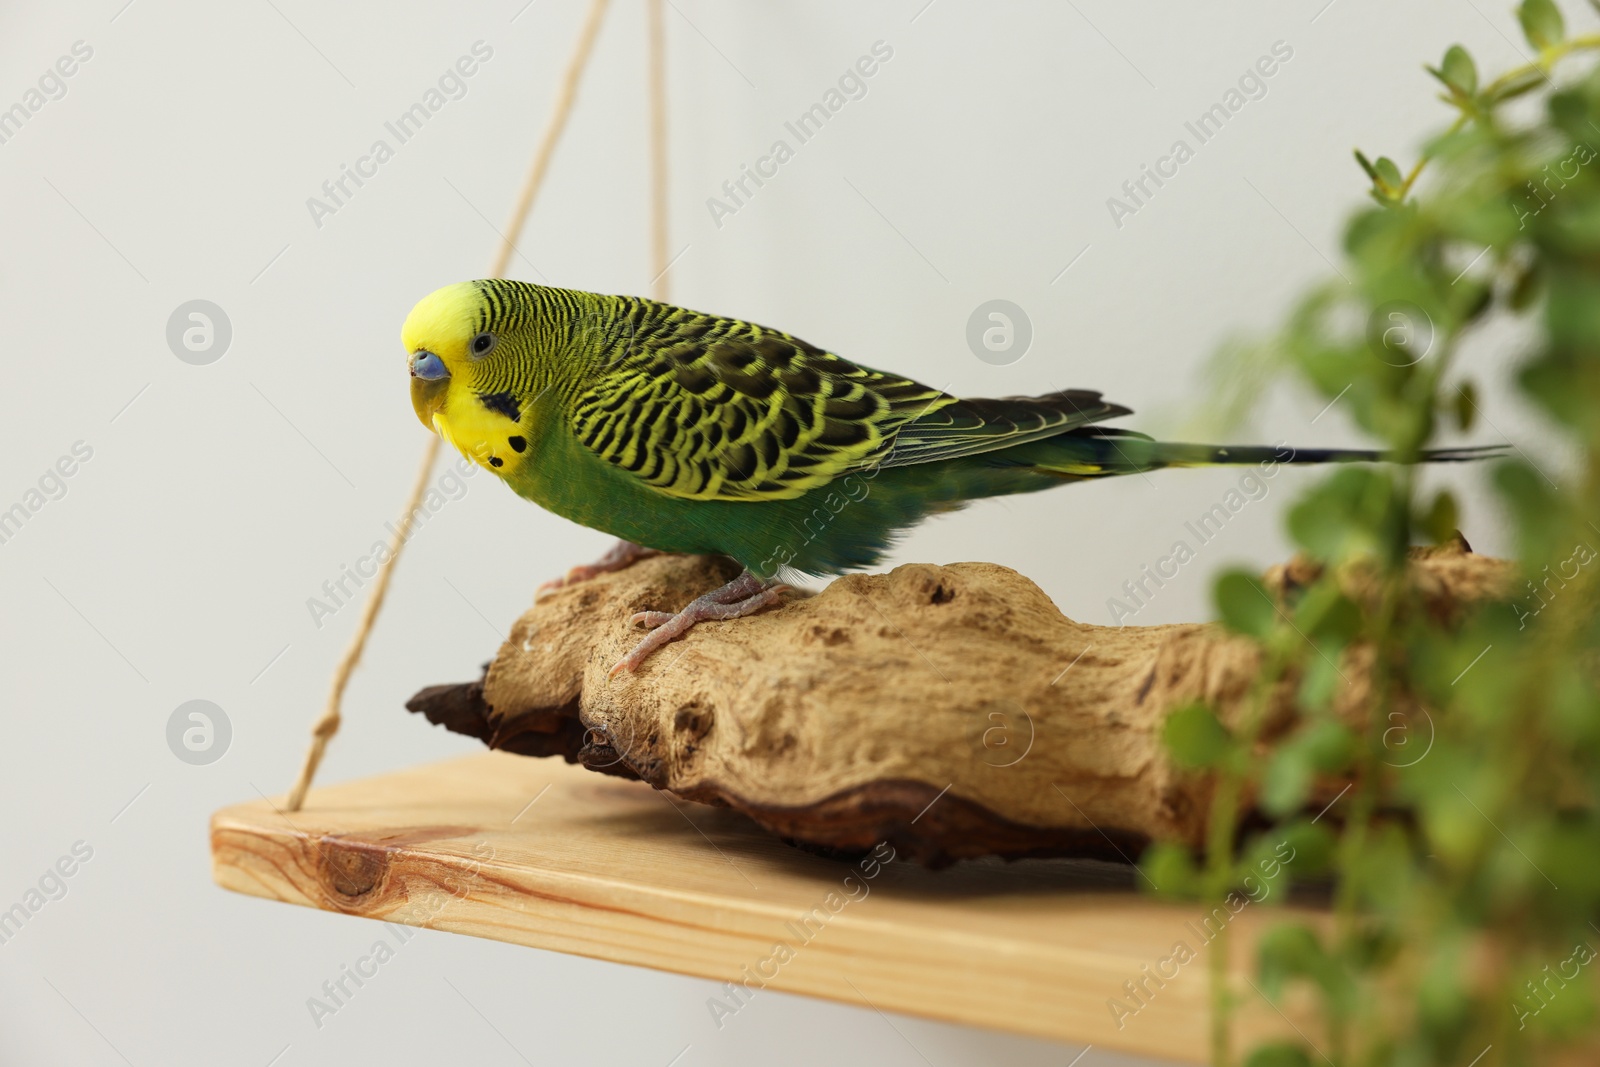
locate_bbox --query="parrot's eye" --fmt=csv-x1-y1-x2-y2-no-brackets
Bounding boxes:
411,350,448,381
470,332,497,358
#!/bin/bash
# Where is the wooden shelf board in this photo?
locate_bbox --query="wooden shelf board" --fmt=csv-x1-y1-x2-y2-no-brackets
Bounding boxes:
211,752,1322,1063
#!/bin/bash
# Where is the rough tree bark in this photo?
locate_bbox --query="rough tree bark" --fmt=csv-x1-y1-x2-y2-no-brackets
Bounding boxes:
407,539,1513,865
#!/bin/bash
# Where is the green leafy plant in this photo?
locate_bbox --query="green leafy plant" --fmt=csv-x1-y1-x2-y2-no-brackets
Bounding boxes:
1152,4,1600,1064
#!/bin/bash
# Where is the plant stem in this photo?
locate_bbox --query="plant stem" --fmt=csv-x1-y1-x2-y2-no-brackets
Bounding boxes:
1202,648,1286,1067
1396,35,1600,199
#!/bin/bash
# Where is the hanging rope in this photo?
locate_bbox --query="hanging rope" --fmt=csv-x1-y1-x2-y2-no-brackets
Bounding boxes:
285,0,615,812
646,0,670,300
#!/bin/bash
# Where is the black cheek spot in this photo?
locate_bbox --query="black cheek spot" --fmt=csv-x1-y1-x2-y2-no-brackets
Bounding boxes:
508,436,527,453
479,392,521,421
489,456,504,468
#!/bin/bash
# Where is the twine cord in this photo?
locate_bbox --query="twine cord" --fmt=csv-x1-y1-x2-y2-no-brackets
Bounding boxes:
647,0,670,300
285,0,617,812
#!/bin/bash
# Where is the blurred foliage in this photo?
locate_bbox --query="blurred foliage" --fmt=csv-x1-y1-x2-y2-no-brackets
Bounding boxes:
1151,4,1600,1064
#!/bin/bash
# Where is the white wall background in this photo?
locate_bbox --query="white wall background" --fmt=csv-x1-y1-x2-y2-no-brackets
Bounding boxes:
0,1,1575,1064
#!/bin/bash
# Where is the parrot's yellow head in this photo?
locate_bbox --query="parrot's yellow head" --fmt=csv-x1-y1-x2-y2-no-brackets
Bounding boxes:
401,280,543,476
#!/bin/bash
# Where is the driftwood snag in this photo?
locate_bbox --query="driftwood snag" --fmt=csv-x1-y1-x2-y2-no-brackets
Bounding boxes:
408,543,1513,865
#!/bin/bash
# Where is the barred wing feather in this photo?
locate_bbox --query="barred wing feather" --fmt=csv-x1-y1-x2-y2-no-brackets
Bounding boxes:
568,310,1129,501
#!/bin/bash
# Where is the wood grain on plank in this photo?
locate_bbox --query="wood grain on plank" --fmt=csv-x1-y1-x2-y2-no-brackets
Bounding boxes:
212,752,1324,1062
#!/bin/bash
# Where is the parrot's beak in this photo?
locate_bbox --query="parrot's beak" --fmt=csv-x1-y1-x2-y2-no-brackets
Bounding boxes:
410,376,448,429
409,350,450,429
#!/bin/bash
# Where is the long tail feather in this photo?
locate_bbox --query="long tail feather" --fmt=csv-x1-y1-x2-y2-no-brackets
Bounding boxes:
1143,441,1509,469
1029,433,1508,477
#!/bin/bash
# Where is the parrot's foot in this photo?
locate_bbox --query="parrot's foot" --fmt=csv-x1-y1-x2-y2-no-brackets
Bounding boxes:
610,571,788,676
539,540,661,596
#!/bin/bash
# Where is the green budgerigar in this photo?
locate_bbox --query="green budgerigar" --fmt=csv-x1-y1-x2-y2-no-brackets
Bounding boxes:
403,279,1496,673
